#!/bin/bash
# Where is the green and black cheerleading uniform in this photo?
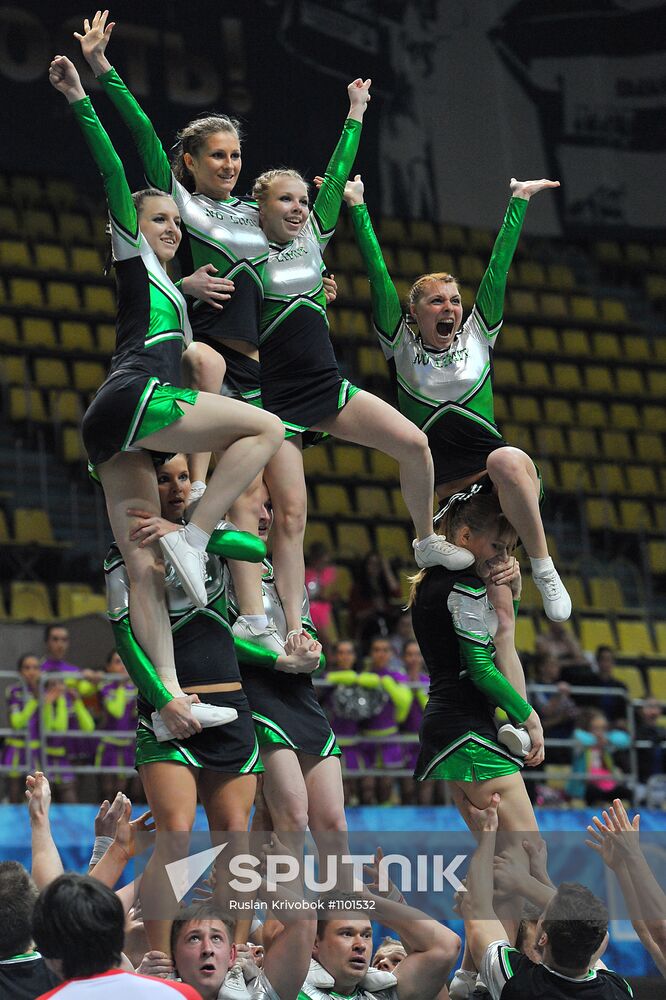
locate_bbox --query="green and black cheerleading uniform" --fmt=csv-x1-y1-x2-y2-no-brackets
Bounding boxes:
105,527,272,774
98,66,266,403
259,119,362,436
226,560,339,759
411,566,533,781
350,196,529,485
71,95,196,471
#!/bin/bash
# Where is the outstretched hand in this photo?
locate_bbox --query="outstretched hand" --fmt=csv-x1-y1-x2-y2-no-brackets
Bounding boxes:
74,9,115,75
510,177,560,201
343,173,365,207
25,771,52,824
347,78,372,120
48,55,86,103
94,790,127,838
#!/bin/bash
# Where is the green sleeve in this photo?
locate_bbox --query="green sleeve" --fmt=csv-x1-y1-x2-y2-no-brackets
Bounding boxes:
10,698,39,729
475,196,527,333
97,66,172,193
111,617,173,711
312,118,362,240
380,676,414,724
46,696,69,733
233,637,278,671
72,697,96,733
513,598,521,619
349,202,403,341
70,95,137,236
459,637,532,724
105,685,129,719
207,528,266,563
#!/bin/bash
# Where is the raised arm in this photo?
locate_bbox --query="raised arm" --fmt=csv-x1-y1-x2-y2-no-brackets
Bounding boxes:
311,79,371,243
75,10,173,193
345,174,404,354
26,772,64,889
49,53,137,241
474,178,559,339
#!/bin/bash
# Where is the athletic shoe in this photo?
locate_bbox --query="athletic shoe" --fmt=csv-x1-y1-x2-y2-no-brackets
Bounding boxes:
413,534,475,570
151,702,238,743
497,723,532,757
449,969,478,1000
232,616,286,655
533,568,572,621
160,530,208,608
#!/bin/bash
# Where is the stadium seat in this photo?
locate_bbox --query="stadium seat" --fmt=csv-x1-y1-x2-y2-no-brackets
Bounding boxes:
635,433,664,463
13,507,57,545
518,260,546,286
351,275,372,304
622,334,651,361
380,219,408,244
458,254,484,283
336,522,372,558
600,431,631,461
559,460,593,493
59,212,91,242
96,323,116,354
397,248,426,276
469,228,493,253
576,400,606,428
502,423,533,453
303,446,332,476
593,463,626,494
609,403,640,430
375,524,412,562
653,503,666,533
561,328,589,356
303,520,334,554
10,582,54,622
9,277,43,307
567,428,598,459
493,359,520,387
0,239,31,268
0,206,19,235
358,346,388,378
647,371,666,398
45,178,78,208
534,426,567,457
600,299,629,324
439,224,467,250
369,451,399,481
23,209,56,239
561,574,588,610
62,426,85,463
511,394,541,423
83,284,115,315
591,332,621,360
584,365,614,394
515,614,537,654
34,358,69,389
642,404,666,432
71,246,103,275
22,317,57,349
0,354,28,385
548,263,576,289
493,393,509,422
46,281,79,311
9,387,47,423
314,485,352,517
500,324,529,353
540,292,568,318
616,619,655,658
584,497,619,531
588,577,625,611
11,177,42,203
530,325,559,354
552,363,583,391
522,360,550,389
60,320,95,352
390,487,408,519
34,243,68,272
332,445,368,478
72,361,105,392
410,221,437,247
427,251,456,274
0,316,19,345
334,565,353,602
579,616,615,652
510,290,538,315
49,389,81,424
571,295,598,320
647,540,666,574
356,486,390,517
626,242,651,265
647,666,666,701
611,666,645,699
618,500,652,532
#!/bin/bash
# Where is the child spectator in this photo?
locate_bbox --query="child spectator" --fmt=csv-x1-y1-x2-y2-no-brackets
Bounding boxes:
568,708,631,805
1,654,42,803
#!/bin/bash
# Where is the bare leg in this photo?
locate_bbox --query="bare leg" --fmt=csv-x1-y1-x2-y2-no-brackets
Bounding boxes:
312,391,434,539
261,747,309,831
301,754,351,890
226,474,266,616
485,448,545,557
181,342,227,485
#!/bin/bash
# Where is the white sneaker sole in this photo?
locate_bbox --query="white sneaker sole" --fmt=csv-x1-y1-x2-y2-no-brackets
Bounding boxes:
497,723,532,757
151,703,238,742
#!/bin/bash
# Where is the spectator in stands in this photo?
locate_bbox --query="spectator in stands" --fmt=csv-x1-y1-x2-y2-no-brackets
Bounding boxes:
634,697,664,800
43,678,95,804
593,646,629,727
0,861,60,998
529,652,579,764
568,708,631,805
387,612,415,666
359,637,413,805
325,640,363,805
536,621,589,674
95,648,138,802
348,552,401,653
398,639,432,806
305,542,339,658
2,653,42,803
31,872,199,997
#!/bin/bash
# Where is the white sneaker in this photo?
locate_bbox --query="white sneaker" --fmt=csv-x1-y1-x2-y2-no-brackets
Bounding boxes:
413,534,475,570
533,568,572,621
160,530,208,608
232,616,285,655
448,969,477,1000
497,723,532,758
151,702,238,743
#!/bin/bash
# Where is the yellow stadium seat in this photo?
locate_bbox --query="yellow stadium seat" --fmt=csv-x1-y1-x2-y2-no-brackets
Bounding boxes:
548,263,576,289
350,275,371,304
576,400,607,428
653,623,666,657
567,428,598,458
22,317,57,349
494,393,509,422
45,178,78,208
390,487,408,519
535,427,567,457
559,461,593,493
458,254,485,283
49,389,81,424
600,299,629,324
612,666,645,699
46,281,79,311
336,522,372,558
594,463,625,494
439,224,467,250
610,403,640,430
375,524,412,562
553,363,583,391
397,248,426,276
493,359,520,387
0,316,19,345
304,520,334,554
358,346,388,378
332,445,368,478
510,290,538,315
34,359,69,389
9,387,47,423
571,295,598,320
530,325,559,354
427,251,456,274
356,486,390,517
72,361,105,392
561,574,589,610
615,369,644,397
96,324,116,354
59,212,91,242
642,404,666,432
561,328,589,356
648,666,666,700
0,354,28,385
34,243,68,271
600,431,631,460
588,577,624,611
334,565,353,602
0,239,31,268
0,206,19,235
501,324,529,352
584,365,614,394
626,242,651,265
9,277,43,307
0,509,10,543
314,484,351,517
511,394,541,423
635,433,664,463
11,177,42,203
585,497,619,531
394,278,412,303
333,241,362,270
540,292,568,318
502,423,533,453
410,221,437,247
647,371,666,398
23,210,55,239
328,273,351,301
591,332,621,360
369,451,399,481
622,335,651,362
619,500,652,532
57,582,91,618
519,575,540,610
616,619,655,657
13,508,57,545
522,360,550,389
645,274,666,302
579,616,615,652
518,260,545,286
515,614,537,654
380,219,408,244
336,309,369,340
83,284,115,315
10,582,54,622
625,464,657,495
469,228,493,252
70,246,103,275
648,540,666,574
60,320,95,352
62,426,85,463
303,446,332,477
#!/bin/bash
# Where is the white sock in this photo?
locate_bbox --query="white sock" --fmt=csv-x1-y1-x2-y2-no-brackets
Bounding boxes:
183,522,210,550
530,555,554,576
244,614,268,630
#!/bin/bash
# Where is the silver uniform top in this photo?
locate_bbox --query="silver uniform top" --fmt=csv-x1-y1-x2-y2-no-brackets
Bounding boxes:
225,559,312,635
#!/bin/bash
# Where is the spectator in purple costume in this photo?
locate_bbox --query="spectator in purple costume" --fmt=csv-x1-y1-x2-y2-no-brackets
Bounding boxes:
95,648,138,801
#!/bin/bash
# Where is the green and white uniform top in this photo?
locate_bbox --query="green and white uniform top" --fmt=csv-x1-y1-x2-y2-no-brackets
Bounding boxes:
98,67,267,351
71,94,191,383
259,119,362,429
298,960,399,1000
349,197,528,485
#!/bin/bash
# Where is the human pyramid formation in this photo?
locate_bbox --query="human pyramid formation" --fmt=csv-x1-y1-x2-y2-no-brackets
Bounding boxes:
18,7,658,999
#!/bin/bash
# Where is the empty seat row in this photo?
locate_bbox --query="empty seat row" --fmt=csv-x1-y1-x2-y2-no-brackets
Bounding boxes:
502,422,664,463
0,276,115,315
0,239,104,275
0,205,102,244
0,317,115,353
494,357,666,397
0,580,106,622
0,354,106,392
0,175,78,208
